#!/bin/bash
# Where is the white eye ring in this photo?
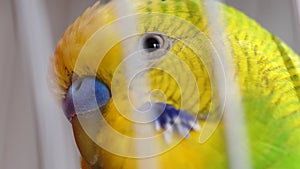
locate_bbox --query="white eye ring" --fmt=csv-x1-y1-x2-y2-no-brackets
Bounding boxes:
139,32,172,59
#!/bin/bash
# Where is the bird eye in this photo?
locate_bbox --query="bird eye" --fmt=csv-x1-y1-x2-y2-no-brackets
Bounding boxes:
139,32,172,59
143,35,164,52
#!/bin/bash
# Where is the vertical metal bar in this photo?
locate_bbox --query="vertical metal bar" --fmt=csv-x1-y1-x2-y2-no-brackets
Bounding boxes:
113,0,160,168
203,1,252,169
13,0,79,169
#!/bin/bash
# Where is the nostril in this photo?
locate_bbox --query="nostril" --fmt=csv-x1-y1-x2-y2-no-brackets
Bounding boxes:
73,79,83,92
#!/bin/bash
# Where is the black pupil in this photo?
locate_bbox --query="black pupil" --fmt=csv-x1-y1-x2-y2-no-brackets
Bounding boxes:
144,37,161,52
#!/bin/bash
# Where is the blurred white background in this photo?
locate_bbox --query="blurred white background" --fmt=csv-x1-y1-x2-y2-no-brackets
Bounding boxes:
0,0,299,169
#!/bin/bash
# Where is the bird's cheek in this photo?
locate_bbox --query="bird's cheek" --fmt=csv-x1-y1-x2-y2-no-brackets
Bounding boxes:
99,100,136,137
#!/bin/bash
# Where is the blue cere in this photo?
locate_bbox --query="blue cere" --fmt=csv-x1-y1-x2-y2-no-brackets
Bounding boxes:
63,77,111,121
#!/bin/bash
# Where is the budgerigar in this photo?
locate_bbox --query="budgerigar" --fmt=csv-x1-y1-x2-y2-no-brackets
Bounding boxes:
49,0,300,169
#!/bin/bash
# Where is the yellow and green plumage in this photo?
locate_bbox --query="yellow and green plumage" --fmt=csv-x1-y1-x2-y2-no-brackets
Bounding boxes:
50,0,300,169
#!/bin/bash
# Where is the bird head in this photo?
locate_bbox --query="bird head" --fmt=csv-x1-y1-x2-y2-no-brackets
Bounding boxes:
50,1,226,168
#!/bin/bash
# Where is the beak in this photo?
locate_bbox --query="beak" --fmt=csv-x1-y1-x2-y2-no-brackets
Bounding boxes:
62,77,111,121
